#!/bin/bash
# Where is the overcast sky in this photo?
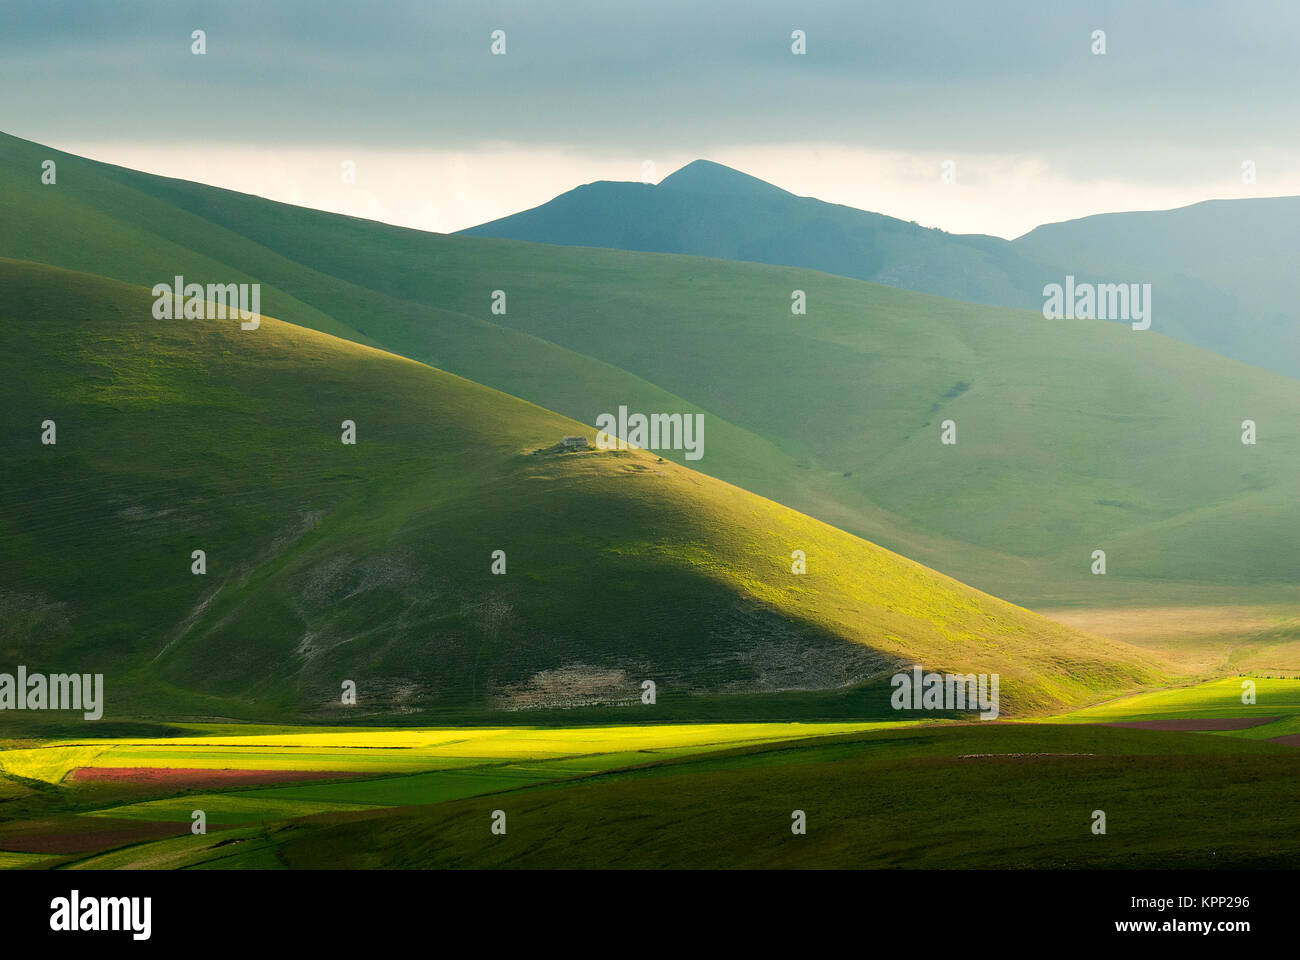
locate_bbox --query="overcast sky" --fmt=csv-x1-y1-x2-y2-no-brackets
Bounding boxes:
3,0,1297,237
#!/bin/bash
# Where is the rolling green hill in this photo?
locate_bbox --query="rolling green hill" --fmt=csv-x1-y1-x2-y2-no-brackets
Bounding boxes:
3,131,1299,628
0,259,1166,719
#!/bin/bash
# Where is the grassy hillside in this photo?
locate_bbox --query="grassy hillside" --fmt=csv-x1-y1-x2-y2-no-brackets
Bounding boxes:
0,259,1166,719
4,132,1299,626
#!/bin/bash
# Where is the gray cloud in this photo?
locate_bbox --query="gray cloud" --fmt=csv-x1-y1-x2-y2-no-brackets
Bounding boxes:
2,0,1296,185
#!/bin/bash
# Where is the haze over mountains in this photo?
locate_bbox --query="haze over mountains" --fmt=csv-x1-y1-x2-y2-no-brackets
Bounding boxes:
463,160,1300,379
1015,197,1300,375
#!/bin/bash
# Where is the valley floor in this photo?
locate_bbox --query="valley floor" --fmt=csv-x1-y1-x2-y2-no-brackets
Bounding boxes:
1039,602,1300,676
1,678,1297,870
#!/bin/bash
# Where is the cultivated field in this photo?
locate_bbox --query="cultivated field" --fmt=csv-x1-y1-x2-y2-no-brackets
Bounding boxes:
2,679,1297,869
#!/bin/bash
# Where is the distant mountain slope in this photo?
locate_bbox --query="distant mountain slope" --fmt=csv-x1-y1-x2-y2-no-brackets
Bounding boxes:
1013,197,1300,376
659,158,795,198
0,260,1164,718
460,159,1053,308
463,160,1300,380
4,131,1300,614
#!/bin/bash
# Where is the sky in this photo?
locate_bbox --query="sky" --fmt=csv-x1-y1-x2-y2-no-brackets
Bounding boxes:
3,0,1297,238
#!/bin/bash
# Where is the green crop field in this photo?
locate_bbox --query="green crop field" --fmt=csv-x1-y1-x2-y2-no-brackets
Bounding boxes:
0,720,909,865
0,721,897,783
1,678,1295,870
1051,676,1300,741
0,701,1289,871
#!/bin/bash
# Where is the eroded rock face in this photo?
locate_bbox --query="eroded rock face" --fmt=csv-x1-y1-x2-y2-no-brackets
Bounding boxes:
490,665,635,711
486,598,890,712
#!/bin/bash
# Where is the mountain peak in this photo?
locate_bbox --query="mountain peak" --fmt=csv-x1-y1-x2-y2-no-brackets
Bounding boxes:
657,159,792,198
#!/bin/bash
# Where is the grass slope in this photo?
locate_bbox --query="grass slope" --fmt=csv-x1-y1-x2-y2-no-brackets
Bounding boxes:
1056,677,1300,726
0,259,1165,719
2,132,1297,626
